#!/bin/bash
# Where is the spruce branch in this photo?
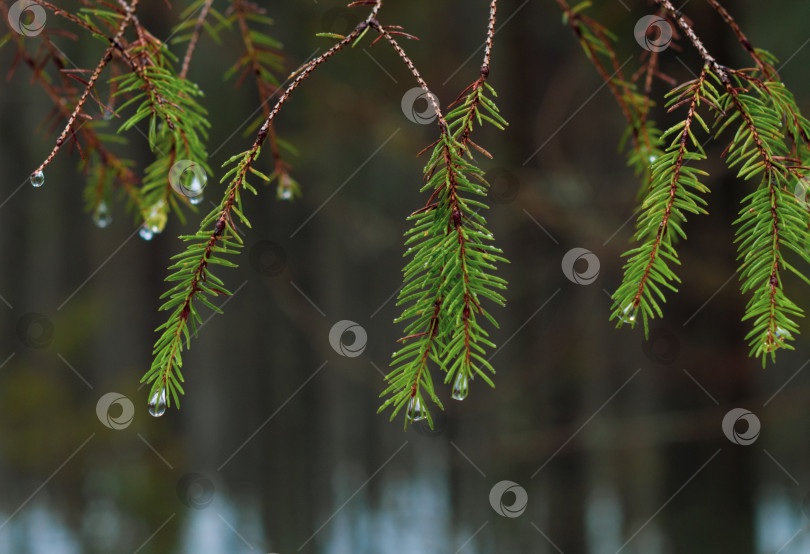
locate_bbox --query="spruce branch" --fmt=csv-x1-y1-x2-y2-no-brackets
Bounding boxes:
143,0,385,411
0,6,141,215
375,8,508,427
642,0,810,362
555,0,663,182
179,0,216,80
225,0,299,200
611,68,719,332
30,0,140,179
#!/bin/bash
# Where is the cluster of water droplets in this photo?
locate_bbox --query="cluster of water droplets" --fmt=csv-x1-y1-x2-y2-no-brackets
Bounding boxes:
140,201,167,241
148,387,167,417
92,201,112,228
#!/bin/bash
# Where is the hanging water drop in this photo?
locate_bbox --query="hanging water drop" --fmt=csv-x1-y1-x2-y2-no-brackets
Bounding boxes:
30,171,44,188
278,174,295,201
92,201,112,228
143,200,167,236
620,304,637,324
139,225,154,241
185,175,205,205
451,372,469,401
648,155,657,164
406,396,426,421
775,326,791,340
148,387,167,417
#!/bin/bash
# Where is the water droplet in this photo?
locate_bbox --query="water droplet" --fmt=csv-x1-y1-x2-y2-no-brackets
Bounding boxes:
139,226,154,241
620,304,637,324
143,201,167,236
775,327,792,340
451,373,469,401
148,387,167,417
30,171,44,188
184,175,205,204
406,396,426,421
278,174,295,201
103,108,114,121
648,155,657,163
92,201,112,228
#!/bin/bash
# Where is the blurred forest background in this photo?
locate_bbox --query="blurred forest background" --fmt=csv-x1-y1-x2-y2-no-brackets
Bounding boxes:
2,0,810,552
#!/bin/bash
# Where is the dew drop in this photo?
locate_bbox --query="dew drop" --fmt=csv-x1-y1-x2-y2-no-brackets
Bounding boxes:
30,171,44,188
148,387,167,417
775,326,791,340
406,396,426,422
620,304,637,324
92,201,112,228
648,155,657,164
103,108,114,121
139,226,154,241
279,187,293,200
189,193,204,205
451,372,469,401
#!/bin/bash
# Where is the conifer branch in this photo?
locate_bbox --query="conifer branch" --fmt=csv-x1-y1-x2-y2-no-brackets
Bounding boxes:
635,0,810,362
611,68,719,331
555,0,662,180
226,0,298,200
179,0,215,80
31,0,139,178
375,9,508,427
144,1,385,410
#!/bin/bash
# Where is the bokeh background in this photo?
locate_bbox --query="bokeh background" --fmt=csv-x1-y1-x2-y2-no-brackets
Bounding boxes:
2,0,810,552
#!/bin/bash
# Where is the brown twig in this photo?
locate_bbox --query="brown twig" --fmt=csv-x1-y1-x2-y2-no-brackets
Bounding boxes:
31,0,140,177
179,0,215,80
